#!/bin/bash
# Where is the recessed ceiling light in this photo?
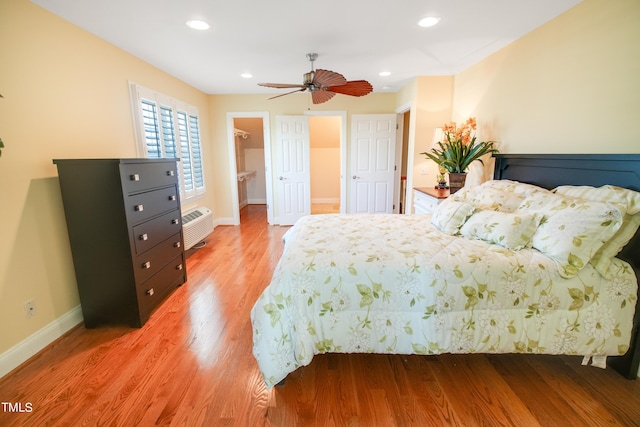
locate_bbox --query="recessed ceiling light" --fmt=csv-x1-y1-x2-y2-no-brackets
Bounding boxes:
240,73,253,79
186,20,210,30
418,16,441,28
379,71,391,77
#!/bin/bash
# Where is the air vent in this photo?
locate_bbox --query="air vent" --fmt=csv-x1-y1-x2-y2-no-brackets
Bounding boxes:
181,207,214,249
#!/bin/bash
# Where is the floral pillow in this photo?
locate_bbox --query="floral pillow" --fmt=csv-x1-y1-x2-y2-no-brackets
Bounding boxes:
554,185,640,277
479,179,551,197
516,192,625,278
459,210,542,250
453,186,526,213
453,180,550,213
430,198,475,235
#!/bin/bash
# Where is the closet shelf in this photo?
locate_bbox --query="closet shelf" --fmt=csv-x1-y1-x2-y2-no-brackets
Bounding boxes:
237,171,257,181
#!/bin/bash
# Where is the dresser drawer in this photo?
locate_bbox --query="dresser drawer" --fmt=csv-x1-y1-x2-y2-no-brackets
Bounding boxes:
133,210,182,254
136,255,185,322
121,161,178,194
126,185,179,225
133,232,184,284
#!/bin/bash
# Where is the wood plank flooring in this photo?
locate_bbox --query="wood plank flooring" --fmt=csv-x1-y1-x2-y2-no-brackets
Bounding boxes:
1,205,639,426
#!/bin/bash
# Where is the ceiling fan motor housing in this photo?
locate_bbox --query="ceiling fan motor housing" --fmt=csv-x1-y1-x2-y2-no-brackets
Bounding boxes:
303,71,315,87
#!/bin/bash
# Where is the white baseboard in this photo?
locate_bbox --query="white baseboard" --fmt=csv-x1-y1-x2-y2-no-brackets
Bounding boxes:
213,217,236,226
247,198,267,204
0,305,83,379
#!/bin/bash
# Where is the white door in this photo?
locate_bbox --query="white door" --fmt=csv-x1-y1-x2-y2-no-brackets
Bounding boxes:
349,114,397,214
275,116,311,225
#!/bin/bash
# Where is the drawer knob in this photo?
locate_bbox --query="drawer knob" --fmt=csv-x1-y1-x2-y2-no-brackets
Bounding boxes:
176,264,183,271
171,218,180,225
146,288,154,296
168,195,176,201
167,170,175,177
174,242,181,248
140,233,148,241
134,204,144,212
130,174,140,181
142,261,151,269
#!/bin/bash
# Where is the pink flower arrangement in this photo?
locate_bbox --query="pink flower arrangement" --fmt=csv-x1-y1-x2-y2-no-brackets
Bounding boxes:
421,117,498,173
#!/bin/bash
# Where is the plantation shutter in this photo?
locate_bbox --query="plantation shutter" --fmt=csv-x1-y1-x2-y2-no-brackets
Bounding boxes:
130,82,206,200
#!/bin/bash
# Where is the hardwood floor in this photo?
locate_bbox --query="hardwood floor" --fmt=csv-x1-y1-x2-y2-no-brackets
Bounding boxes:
1,204,639,426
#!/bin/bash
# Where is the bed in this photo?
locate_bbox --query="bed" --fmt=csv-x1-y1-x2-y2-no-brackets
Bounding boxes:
251,154,640,388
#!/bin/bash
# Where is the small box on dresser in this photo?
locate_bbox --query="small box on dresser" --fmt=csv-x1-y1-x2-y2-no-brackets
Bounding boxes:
53,158,187,328
413,187,450,214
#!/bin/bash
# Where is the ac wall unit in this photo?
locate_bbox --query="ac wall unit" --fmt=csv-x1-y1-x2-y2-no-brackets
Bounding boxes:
182,207,214,249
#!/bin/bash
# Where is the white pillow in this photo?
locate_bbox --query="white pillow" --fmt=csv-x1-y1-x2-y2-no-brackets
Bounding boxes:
479,179,551,197
430,199,475,235
453,180,550,213
516,192,625,278
453,186,526,213
459,210,542,250
554,185,640,277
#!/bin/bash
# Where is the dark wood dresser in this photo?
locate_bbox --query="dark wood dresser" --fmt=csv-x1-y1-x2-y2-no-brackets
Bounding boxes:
53,158,187,328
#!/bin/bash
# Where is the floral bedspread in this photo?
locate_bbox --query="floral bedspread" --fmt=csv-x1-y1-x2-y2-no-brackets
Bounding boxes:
250,214,638,388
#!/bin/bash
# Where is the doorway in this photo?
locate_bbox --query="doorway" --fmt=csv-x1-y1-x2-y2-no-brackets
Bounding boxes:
305,111,347,216
397,109,410,214
226,112,272,225
309,116,341,214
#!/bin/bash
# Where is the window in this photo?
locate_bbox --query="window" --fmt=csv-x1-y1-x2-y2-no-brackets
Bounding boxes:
129,82,205,200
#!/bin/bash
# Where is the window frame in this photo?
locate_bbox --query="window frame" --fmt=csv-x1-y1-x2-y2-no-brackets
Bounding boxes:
129,82,206,201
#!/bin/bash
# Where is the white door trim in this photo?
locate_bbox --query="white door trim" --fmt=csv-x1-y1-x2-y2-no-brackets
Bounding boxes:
395,103,414,214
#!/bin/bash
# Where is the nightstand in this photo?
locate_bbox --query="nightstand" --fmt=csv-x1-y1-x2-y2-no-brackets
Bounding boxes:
413,187,450,214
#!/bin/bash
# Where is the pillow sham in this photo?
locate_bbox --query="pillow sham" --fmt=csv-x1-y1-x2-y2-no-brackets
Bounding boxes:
459,210,542,250
453,180,551,213
453,186,526,213
516,192,625,278
430,199,475,235
554,185,640,277
479,179,551,197
554,185,640,215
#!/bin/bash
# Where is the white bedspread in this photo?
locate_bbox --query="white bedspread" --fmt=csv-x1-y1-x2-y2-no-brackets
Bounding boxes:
251,214,638,388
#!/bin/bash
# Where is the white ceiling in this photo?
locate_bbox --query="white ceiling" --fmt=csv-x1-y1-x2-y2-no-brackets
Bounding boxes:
32,0,582,96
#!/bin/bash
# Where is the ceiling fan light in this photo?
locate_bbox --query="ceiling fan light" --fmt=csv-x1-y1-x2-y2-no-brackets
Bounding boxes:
418,16,441,28
186,20,210,30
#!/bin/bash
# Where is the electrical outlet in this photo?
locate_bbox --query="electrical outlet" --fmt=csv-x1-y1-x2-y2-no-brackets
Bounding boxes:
24,300,36,318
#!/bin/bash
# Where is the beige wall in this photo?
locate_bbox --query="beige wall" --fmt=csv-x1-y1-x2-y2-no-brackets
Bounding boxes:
0,0,214,356
453,0,640,154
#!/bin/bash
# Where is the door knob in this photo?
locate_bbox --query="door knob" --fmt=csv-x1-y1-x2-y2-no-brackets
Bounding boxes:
279,176,286,180
352,175,360,180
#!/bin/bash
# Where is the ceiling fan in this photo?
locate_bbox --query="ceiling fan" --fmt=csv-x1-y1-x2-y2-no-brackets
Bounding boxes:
258,53,373,104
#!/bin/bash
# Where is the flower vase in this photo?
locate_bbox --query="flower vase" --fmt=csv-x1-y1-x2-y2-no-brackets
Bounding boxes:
448,172,467,193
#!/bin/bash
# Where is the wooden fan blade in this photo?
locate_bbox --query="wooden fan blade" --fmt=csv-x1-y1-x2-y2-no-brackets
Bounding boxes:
311,90,336,104
267,88,306,100
258,83,306,89
328,80,373,97
312,69,347,88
